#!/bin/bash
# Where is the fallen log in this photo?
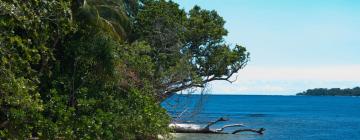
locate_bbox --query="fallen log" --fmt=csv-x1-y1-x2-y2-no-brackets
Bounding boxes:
170,117,265,134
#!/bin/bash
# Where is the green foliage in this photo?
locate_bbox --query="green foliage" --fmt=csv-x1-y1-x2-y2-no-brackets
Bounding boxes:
0,0,170,139
0,0,247,139
186,5,228,48
0,0,74,138
133,1,250,100
297,87,360,96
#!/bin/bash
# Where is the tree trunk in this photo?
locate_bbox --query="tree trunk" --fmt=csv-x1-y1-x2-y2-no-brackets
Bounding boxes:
170,117,265,135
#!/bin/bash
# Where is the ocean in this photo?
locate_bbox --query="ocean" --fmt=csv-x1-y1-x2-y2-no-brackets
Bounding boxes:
162,95,360,140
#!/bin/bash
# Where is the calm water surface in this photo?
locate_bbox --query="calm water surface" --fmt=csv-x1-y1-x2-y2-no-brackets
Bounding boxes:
162,95,360,140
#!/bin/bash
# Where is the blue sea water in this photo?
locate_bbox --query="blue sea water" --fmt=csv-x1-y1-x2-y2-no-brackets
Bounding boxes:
162,95,360,140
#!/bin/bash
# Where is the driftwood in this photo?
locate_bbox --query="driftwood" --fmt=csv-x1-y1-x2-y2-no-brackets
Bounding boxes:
170,117,265,134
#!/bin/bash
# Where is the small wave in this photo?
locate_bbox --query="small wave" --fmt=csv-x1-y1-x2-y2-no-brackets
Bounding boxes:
245,113,268,117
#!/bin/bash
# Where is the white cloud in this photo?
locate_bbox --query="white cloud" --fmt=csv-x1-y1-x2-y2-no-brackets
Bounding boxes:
234,65,360,81
209,65,360,95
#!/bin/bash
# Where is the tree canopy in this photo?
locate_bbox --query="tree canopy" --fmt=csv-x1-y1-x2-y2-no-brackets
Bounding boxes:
133,0,249,100
297,87,360,96
0,0,249,139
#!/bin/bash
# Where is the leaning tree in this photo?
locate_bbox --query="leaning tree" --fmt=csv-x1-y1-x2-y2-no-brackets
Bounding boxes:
133,0,250,101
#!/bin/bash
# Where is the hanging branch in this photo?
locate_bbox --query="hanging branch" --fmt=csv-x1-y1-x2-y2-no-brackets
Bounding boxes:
215,124,246,132
204,117,228,129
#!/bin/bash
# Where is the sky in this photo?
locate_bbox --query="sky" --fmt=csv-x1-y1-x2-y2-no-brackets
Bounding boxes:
174,0,360,95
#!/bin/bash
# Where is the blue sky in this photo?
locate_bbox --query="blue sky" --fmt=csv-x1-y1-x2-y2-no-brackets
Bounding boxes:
174,0,360,95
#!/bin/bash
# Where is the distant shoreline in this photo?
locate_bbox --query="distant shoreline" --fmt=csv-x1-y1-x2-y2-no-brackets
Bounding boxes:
297,87,360,96
173,94,297,96
172,93,360,97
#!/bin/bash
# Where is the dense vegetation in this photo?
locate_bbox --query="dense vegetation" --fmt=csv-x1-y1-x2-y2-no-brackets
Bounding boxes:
0,0,249,139
297,87,360,96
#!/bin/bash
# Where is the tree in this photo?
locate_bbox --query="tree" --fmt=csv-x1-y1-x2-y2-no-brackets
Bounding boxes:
170,117,265,134
71,0,135,41
0,0,170,139
0,0,249,138
297,87,360,96
134,1,249,101
0,0,74,138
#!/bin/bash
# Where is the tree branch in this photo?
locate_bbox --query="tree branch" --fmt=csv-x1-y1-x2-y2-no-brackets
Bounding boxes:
158,83,204,101
171,117,265,135
204,117,228,129
215,124,245,132
0,120,9,128
232,128,265,134
159,51,249,101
